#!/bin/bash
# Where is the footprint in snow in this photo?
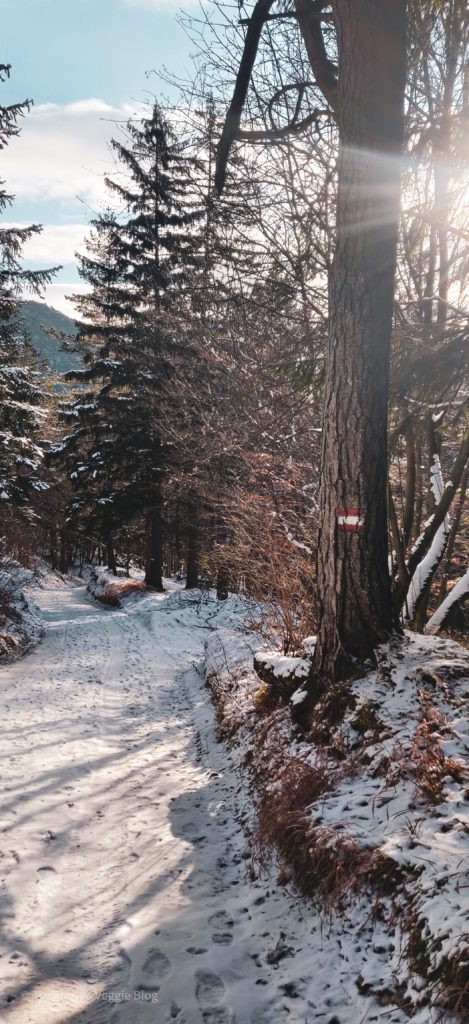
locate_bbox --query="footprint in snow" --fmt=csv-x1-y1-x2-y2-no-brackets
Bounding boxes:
195,970,225,1009
201,1010,234,1024
142,946,172,979
195,969,237,1021
212,932,233,947
209,910,234,947
117,947,132,967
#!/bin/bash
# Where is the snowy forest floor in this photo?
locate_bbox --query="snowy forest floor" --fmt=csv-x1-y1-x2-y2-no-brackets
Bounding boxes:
0,579,467,1024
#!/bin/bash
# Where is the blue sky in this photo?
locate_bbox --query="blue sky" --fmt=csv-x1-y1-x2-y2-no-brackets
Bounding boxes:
3,0,196,314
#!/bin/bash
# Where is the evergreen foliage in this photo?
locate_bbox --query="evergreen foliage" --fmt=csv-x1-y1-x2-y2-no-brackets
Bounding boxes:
0,65,59,519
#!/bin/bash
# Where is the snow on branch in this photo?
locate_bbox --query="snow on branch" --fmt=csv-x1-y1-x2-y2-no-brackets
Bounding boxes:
281,522,313,556
425,568,469,634
404,456,450,621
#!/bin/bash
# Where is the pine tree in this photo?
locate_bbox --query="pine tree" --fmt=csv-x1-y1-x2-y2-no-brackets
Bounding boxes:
103,103,203,588
57,105,203,585
0,65,59,526
55,212,135,572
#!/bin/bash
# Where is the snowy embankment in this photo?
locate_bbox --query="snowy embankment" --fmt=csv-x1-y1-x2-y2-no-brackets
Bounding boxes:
0,562,44,659
206,609,469,1021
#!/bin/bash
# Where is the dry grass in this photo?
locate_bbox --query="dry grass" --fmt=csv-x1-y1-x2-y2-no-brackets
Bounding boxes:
352,699,386,742
440,949,469,1017
252,681,280,713
306,682,355,748
251,709,298,785
0,632,18,656
208,468,317,655
411,720,464,803
375,691,467,804
205,661,251,742
410,692,466,803
254,762,400,910
405,911,469,1017
251,747,401,910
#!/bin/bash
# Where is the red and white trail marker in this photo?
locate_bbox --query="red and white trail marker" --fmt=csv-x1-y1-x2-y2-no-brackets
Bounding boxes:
337,508,364,533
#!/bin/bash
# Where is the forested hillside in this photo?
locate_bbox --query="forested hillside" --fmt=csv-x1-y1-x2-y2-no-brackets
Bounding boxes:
19,300,79,375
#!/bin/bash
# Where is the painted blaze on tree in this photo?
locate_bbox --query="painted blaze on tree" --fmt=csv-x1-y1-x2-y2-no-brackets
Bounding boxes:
313,0,407,683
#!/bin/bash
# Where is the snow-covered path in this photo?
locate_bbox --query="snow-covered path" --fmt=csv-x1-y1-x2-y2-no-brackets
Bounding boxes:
1,583,409,1024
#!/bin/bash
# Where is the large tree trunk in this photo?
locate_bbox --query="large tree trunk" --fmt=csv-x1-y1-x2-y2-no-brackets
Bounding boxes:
49,528,58,571
435,2,459,328
144,437,164,590
145,489,164,591
106,533,117,576
313,0,407,683
59,527,71,575
215,515,230,600
185,490,199,590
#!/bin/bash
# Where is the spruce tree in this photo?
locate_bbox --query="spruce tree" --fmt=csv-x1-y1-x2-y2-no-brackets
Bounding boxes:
58,106,202,585
55,212,135,572
103,103,203,588
0,65,59,525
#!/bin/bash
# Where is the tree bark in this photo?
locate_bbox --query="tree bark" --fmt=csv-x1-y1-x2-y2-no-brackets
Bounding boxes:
185,490,199,590
59,527,70,575
435,2,459,328
389,485,408,594
106,533,117,576
145,488,164,591
49,528,57,571
413,435,423,544
403,423,416,548
216,566,230,601
313,0,407,683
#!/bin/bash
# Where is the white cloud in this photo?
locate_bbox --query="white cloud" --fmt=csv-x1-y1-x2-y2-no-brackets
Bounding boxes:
42,283,91,320
5,223,89,267
123,0,198,9
1,98,137,208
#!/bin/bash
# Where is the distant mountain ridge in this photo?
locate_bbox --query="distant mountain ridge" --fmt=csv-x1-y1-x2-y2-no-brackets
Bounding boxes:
19,300,81,376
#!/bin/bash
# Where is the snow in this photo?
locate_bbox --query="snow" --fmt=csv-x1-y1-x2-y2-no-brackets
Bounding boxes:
405,456,451,620
0,581,332,1024
290,686,308,706
0,561,43,658
430,453,445,505
300,635,317,657
281,526,313,557
205,614,469,1023
0,582,467,1023
254,651,310,681
426,568,469,633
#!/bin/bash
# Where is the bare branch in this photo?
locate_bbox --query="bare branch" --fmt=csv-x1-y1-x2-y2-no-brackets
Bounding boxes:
238,107,326,141
215,0,276,193
239,8,334,27
295,0,338,112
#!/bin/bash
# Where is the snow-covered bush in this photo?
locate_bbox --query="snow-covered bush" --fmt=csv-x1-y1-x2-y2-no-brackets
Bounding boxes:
87,567,147,607
0,559,42,659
